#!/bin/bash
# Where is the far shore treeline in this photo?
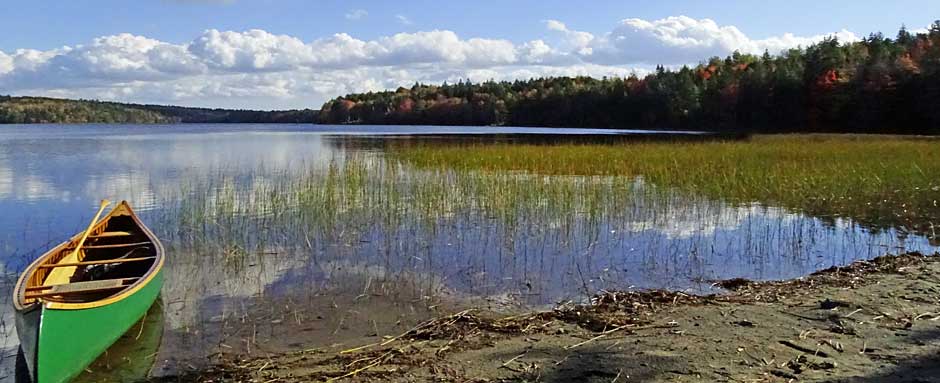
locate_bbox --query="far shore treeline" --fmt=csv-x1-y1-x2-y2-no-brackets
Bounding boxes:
0,96,318,124
320,24,940,135
6,25,940,133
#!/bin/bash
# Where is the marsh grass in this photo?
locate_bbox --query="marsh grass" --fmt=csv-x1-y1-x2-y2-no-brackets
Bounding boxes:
148,134,936,309
133,135,938,357
392,134,940,237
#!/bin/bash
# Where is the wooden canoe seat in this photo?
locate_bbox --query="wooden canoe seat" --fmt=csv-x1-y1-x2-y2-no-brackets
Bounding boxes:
25,278,138,299
88,231,133,239
38,256,156,269
67,241,151,250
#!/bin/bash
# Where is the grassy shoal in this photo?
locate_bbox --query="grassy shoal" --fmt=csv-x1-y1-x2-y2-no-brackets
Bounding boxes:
391,134,940,236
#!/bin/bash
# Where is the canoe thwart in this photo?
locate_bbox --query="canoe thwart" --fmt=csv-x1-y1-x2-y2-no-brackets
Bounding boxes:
37,256,156,269
26,277,139,292
88,231,133,239
25,278,137,299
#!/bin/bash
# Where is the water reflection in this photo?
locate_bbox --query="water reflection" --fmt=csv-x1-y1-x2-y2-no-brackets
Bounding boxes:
0,125,342,272
0,277,17,381
73,303,165,383
0,124,935,380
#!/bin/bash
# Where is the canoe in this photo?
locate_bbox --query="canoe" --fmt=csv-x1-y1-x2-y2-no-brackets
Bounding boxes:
13,201,165,383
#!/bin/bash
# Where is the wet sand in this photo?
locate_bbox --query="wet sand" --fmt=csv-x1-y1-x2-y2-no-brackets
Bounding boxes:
149,252,940,382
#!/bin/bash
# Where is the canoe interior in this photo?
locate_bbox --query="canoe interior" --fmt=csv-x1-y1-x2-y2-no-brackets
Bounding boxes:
20,202,158,306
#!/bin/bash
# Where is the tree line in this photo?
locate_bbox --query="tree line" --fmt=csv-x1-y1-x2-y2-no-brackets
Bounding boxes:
0,96,318,124
319,24,940,134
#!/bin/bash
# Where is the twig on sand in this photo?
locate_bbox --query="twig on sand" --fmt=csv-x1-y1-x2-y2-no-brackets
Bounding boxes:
339,342,381,355
844,308,863,318
611,368,624,382
500,352,527,370
779,340,830,358
327,349,396,382
564,324,634,350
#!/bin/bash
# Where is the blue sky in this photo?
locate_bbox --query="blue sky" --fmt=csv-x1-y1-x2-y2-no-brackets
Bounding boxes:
0,0,937,109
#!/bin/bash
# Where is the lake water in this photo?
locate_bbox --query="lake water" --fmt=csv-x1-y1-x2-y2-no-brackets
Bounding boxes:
0,124,936,379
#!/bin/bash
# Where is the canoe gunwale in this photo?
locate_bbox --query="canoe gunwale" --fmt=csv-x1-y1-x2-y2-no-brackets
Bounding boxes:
12,200,165,311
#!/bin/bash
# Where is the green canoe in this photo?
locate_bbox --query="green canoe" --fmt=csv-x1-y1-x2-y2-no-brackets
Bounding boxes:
13,201,165,383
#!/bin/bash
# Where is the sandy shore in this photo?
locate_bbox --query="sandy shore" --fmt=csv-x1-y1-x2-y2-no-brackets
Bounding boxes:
149,252,940,382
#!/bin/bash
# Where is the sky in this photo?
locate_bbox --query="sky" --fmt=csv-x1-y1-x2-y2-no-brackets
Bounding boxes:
0,0,937,110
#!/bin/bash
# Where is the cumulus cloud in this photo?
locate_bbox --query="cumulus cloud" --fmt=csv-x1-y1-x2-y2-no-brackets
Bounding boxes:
369,30,517,67
574,16,859,65
345,9,367,21
188,29,314,71
0,51,12,75
0,16,859,109
544,20,595,53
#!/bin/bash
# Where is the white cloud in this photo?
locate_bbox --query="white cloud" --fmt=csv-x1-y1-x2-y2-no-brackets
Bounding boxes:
369,30,517,67
10,48,59,71
0,51,12,75
345,9,367,21
2,34,202,90
544,19,595,53
395,14,413,26
579,16,859,65
188,29,314,71
0,17,860,109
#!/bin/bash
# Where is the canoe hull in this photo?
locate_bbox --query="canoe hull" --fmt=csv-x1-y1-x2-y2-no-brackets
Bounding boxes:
15,269,163,383
14,305,40,381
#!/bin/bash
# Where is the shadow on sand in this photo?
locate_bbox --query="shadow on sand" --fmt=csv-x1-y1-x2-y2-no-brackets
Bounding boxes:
487,343,690,383
838,326,940,383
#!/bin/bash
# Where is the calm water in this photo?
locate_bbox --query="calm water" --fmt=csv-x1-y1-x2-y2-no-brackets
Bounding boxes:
0,124,936,379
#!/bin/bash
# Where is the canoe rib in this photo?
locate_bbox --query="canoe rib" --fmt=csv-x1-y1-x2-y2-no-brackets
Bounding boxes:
88,231,133,239
68,241,151,250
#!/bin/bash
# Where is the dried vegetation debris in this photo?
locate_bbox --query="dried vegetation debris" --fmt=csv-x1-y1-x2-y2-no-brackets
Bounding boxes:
715,251,937,297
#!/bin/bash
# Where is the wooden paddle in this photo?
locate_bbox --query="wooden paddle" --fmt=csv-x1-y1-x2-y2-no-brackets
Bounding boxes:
68,199,112,262
39,199,113,288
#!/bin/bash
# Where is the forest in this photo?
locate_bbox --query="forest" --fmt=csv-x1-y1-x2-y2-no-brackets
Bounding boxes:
319,24,940,134
0,96,318,124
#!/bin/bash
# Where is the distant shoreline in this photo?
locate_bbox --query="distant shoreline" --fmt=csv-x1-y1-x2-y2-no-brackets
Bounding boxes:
0,95,319,124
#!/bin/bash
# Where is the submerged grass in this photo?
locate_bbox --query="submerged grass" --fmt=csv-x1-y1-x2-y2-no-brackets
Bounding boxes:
149,134,939,313
391,134,940,236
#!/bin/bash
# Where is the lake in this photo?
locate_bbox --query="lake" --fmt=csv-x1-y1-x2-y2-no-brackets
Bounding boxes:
0,124,936,379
